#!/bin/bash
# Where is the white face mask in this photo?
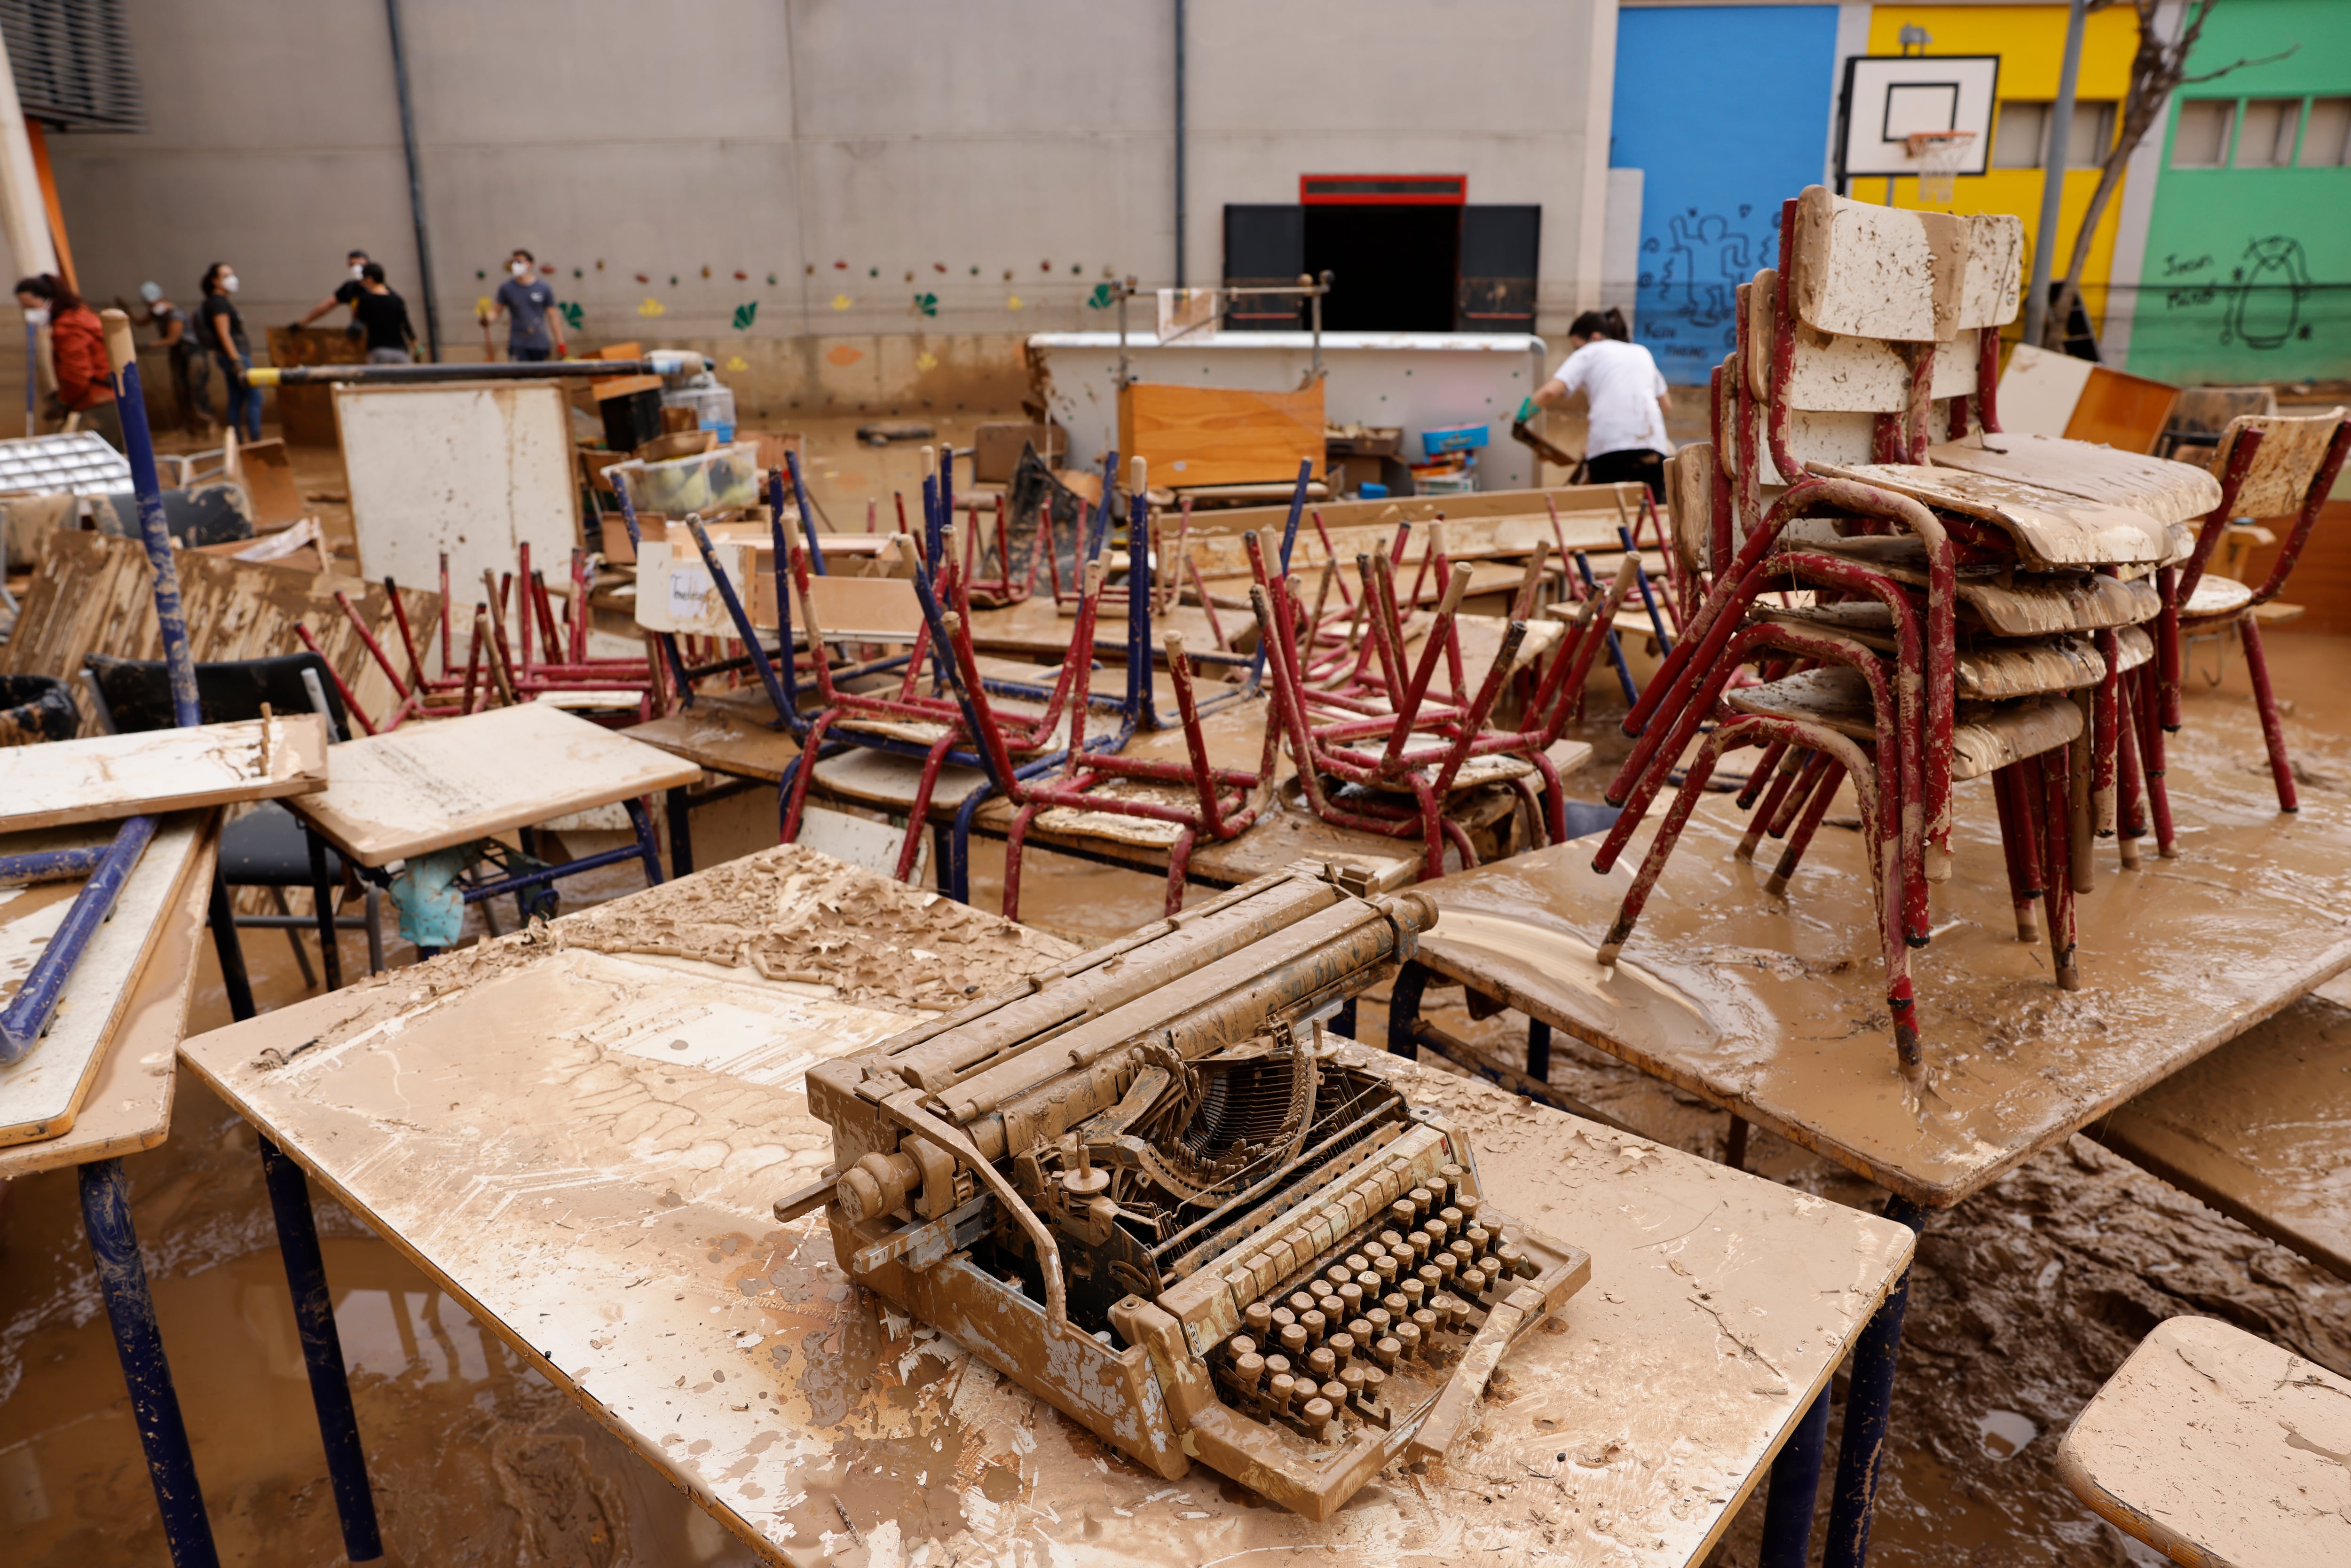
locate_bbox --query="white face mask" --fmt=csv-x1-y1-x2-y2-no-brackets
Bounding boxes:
223,274,240,293
351,264,365,279
22,306,47,326
510,260,529,277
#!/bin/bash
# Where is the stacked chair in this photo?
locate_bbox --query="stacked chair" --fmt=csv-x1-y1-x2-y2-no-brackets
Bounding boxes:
1247,516,1639,881
1590,186,2230,1082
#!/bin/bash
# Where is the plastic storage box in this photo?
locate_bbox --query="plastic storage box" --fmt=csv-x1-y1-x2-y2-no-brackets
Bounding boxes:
613,441,761,516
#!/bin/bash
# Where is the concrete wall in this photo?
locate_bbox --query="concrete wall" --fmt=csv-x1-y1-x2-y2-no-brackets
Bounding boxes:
23,0,1615,419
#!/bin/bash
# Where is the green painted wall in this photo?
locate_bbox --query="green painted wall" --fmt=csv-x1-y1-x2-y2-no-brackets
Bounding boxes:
2128,0,2351,384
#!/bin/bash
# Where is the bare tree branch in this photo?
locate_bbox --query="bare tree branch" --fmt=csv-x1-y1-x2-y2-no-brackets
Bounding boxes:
2042,0,2287,352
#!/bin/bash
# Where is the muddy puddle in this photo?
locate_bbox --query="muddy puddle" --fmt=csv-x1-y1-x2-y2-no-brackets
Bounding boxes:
4,566,2349,1563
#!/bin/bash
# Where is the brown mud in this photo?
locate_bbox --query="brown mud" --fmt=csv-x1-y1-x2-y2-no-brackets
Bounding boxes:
4,439,2350,1564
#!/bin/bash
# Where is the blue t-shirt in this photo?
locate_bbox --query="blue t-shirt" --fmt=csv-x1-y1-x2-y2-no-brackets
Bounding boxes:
496,276,557,352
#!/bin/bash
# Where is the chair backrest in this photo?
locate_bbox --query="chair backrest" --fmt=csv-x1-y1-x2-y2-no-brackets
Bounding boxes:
82,650,347,738
2209,409,2351,518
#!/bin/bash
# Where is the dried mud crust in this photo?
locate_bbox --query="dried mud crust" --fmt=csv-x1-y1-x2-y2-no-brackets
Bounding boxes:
268,844,1080,1067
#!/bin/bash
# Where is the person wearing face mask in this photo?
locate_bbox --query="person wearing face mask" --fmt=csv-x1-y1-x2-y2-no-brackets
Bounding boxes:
200,261,261,442
293,250,374,333
139,281,213,434
14,273,121,450
481,249,565,362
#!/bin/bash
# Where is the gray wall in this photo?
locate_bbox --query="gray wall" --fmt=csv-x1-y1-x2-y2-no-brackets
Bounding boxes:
19,0,1615,412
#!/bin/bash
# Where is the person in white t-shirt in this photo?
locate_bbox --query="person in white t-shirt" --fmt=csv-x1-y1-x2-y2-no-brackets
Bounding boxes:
1526,308,1674,499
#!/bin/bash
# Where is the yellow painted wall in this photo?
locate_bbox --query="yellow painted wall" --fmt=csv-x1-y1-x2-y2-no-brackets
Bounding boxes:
1864,6,2142,335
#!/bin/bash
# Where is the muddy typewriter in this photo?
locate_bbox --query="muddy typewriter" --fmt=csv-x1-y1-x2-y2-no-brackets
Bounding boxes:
780,866,1589,1518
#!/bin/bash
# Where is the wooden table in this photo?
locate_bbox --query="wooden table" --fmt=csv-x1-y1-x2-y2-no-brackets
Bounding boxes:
2087,975,2351,1282
282,702,700,981
179,845,1916,1568
0,816,253,1565
2057,1315,2351,1566
1388,711,2351,1567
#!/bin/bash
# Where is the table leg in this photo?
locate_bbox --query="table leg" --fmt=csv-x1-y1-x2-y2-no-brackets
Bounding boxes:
1331,997,1357,1040
78,1157,221,1568
625,796,666,887
1387,961,1429,1059
1527,1017,1552,1083
1725,1114,1749,1172
361,887,384,977
1820,1194,1931,1568
305,829,343,993
205,865,255,1024
1758,1384,1831,1568
259,1138,384,1561
665,785,695,877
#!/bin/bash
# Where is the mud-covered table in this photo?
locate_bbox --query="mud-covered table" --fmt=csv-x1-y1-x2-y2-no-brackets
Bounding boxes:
179,845,1913,1566
1389,707,2351,1567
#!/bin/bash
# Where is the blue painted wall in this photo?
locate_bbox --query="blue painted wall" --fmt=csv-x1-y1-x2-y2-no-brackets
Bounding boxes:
1612,6,1844,384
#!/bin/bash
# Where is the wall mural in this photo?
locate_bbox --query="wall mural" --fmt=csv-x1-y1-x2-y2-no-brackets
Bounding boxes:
1636,207,1765,382
2223,236,2313,351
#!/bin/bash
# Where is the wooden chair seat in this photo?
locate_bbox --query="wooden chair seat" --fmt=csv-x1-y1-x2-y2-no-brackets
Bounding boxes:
2181,574,2255,620
1727,667,2082,780
1924,433,2222,525
1334,752,1536,796
1753,602,2153,699
1792,534,2161,635
1809,461,2174,570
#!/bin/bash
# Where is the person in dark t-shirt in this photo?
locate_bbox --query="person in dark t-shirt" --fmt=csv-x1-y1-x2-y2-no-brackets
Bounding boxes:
350,262,417,363
294,250,372,332
199,261,260,441
482,249,565,361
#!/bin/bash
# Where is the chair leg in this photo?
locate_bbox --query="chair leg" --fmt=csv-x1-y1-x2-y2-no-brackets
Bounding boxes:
2240,615,2298,812
207,867,256,1023
305,831,343,993
2136,665,2177,857
1736,746,1815,862
2116,673,2146,870
361,886,385,976
1990,764,2039,941
2039,749,2079,992
2068,693,2096,896
626,797,666,888
267,885,318,989
1764,760,1845,897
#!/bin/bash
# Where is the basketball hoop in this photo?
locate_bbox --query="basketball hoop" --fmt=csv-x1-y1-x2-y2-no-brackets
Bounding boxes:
1906,130,1977,205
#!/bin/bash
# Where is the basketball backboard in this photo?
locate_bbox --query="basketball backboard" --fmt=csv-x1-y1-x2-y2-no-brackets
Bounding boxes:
1838,54,2000,182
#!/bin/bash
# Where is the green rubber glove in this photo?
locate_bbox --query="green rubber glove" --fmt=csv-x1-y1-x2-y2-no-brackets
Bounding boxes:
1515,396,1538,424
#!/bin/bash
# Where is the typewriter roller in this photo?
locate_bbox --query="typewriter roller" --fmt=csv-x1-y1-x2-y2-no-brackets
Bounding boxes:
784,866,1589,1518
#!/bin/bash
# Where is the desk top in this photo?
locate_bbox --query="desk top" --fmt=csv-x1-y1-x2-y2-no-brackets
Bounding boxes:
288,703,701,867
0,814,214,1154
2057,1315,2351,1567
0,713,328,833
2088,977,2351,1281
1412,725,2351,1210
180,845,1914,1568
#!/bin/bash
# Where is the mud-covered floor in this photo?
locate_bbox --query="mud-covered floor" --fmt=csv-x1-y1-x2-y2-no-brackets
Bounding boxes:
6,491,2351,1561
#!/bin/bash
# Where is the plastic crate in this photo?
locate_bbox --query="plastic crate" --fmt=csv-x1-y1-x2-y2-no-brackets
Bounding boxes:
1419,422,1490,457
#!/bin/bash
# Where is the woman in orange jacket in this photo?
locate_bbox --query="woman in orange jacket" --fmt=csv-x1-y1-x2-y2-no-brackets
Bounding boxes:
16,273,122,450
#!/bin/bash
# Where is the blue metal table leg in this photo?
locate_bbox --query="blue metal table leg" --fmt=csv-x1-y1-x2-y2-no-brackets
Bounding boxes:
205,864,256,1024
259,1137,383,1561
78,1157,221,1568
1330,997,1358,1040
1386,961,1429,1058
1758,1383,1832,1568
1820,1194,1932,1568
625,796,666,887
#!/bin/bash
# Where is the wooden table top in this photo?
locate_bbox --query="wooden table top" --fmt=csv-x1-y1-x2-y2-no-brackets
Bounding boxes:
288,703,701,867
2087,975,2351,1281
1410,719,2351,1210
0,813,214,1169
179,845,1914,1568
2057,1315,2351,1567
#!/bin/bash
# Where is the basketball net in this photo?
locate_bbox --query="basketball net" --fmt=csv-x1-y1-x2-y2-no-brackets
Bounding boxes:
1907,130,1976,205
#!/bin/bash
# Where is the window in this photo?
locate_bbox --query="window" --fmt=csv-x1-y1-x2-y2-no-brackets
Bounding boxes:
2237,99,2301,166
2302,98,2351,166
1992,102,2048,168
2173,100,2234,167
1991,100,2117,168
